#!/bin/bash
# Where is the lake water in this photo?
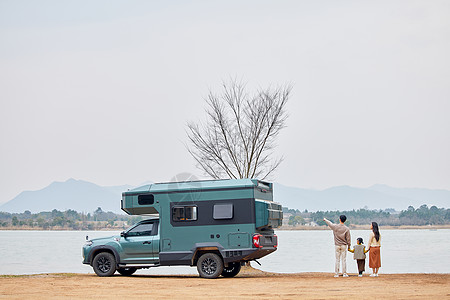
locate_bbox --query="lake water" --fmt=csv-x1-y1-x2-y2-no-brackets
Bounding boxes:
0,229,448,275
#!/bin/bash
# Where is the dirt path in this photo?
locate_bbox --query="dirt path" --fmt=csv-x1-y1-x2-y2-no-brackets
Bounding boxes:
1,269,449,299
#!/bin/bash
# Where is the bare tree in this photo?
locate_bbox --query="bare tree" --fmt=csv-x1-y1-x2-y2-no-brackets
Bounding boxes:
186,79,291,180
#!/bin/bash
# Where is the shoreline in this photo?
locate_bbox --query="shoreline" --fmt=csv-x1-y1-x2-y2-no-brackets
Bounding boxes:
1,224,449,231
279,224,450,230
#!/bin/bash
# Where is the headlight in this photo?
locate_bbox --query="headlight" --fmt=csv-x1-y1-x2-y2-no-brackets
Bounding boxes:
85,240,93,246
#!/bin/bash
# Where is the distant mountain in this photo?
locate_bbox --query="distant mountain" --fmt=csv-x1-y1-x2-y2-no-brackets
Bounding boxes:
367,184,450,207
1,179,448,214
274,183,450,211
0,179,132,214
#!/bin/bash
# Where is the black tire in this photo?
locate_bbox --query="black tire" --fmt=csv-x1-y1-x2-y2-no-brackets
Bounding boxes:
117,267,137,276
197,253,224,279
92,252,116,277
221,262,241,278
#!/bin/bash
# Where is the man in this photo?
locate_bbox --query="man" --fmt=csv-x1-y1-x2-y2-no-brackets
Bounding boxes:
323,215,351,277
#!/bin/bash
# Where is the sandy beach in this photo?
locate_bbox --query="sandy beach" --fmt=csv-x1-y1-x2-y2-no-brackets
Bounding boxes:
1,268,448,299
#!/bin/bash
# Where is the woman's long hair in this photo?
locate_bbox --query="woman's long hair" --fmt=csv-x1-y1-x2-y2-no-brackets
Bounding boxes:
372,222,380,242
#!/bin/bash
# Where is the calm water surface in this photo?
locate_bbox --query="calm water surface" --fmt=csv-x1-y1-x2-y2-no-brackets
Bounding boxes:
0,229,448,275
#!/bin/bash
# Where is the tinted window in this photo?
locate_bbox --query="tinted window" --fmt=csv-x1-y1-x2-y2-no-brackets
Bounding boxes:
213,203,233,219
138,194,154,205
172,206,197,221
127,223,154,236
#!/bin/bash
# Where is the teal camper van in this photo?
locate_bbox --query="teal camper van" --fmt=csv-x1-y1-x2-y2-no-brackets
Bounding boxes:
82,179,283,278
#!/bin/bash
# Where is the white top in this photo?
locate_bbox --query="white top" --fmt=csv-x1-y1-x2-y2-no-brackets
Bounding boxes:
368,232,381,247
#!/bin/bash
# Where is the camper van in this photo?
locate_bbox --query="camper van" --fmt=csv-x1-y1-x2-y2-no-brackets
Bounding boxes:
82,179,283,278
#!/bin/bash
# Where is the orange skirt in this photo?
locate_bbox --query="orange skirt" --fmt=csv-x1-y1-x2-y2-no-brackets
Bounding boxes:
369,247,381,268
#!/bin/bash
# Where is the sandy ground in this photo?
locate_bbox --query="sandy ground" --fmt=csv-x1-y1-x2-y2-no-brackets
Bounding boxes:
0,268,449,299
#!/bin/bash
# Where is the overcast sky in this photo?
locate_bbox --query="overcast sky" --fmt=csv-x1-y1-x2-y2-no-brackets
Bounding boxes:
1,0,449,204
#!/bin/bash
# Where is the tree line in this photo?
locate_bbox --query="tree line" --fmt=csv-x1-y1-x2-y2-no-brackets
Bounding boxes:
284,204,450,227
1,204,448,230
0,207,144,230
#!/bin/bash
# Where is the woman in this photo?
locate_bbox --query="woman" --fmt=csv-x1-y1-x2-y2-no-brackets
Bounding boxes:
367,222,381,276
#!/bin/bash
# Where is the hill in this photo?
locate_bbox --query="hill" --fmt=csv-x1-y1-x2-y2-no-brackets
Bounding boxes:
0,179,448,214
0,179,132,214
274,183,450,211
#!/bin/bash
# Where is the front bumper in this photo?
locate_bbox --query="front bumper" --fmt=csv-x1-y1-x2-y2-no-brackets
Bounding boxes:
82,246,92,265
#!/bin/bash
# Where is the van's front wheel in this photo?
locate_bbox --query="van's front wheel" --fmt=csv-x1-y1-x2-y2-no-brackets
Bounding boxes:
197,253,223,279
221,262,241,277
92,252,116,277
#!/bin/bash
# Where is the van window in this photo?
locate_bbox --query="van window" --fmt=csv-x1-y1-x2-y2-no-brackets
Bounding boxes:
138,194,154,205
213,203,233,219
127,223,154,236
172,206,197,221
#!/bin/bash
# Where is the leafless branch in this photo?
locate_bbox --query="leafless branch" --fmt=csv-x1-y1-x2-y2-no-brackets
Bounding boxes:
186,79,291,180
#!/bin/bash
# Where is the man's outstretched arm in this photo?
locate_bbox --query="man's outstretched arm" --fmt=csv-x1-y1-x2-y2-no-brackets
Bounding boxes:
323,218,334,228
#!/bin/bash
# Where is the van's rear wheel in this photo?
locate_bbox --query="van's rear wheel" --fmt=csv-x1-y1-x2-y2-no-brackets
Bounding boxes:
197,253,223,279
93,252,116,277
221,262,241,278
117,267,137,276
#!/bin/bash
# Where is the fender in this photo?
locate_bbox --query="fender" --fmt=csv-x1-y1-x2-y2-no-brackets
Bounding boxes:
88,245,121,266
191,242,225,265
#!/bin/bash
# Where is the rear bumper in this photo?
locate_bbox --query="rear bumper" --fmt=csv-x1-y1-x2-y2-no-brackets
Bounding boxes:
222,246,277,263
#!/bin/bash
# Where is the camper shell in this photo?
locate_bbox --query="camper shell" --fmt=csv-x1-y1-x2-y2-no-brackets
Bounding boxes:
83,178,282,278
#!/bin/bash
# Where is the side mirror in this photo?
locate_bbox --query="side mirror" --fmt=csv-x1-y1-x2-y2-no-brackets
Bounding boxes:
120,231,127,238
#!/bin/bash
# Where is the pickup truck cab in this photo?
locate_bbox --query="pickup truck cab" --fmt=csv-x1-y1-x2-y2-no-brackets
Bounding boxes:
82,178,282,278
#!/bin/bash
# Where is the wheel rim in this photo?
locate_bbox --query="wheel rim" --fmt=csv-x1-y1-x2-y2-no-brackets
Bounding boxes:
97,256,111,273
201,258,217,275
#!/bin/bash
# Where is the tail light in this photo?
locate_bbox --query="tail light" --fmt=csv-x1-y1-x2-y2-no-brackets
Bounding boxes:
273,234,278,248
252,234,263,248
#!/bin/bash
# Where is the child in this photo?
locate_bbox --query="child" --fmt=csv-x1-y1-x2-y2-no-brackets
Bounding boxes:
348,237,369,277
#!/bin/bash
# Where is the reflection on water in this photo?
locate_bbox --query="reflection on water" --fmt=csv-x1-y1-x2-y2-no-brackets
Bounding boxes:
0,229,448,275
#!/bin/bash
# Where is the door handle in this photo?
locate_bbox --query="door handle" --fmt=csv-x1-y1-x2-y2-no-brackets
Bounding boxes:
143,241,152,244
